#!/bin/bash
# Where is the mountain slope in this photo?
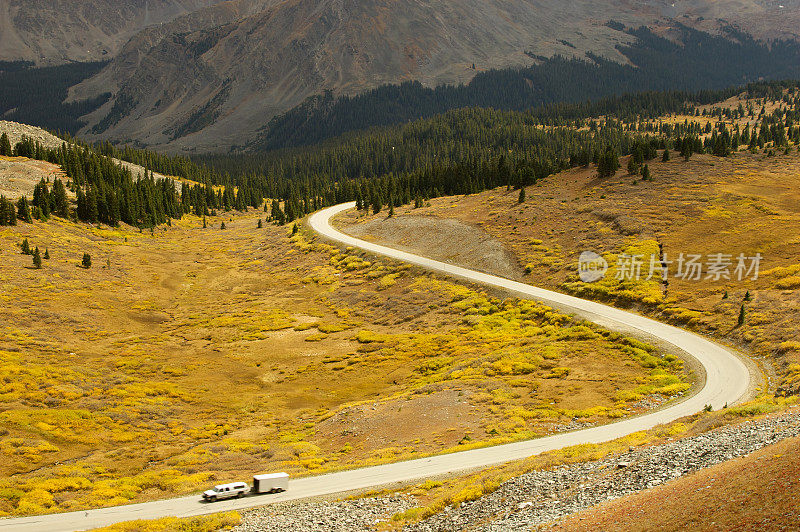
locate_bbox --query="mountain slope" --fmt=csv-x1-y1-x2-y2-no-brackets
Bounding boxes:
0,0,228,64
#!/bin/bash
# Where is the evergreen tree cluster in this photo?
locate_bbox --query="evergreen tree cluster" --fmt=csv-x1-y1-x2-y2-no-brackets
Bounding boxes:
0,196,17,226
0,61,109,134
9,137,224,227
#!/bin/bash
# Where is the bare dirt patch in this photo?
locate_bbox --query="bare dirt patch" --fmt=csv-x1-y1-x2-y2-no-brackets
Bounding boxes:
0,156,65,199
317,389,481,453
341,214,524,281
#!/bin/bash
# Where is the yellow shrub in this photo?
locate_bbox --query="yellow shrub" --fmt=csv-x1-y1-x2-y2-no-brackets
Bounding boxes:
91,511,241,532
775,276,800,289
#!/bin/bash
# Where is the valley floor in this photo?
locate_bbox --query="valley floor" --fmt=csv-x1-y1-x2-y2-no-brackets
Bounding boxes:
0,202,686,516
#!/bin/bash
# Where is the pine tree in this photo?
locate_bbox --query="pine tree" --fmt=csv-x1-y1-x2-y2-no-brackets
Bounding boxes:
641,164,651,181
0,195,16,225
82,252,92,269
32,247,42,269
220,222,226,230
51,178,70,218
85,188,99,223
597,147,620,178
21,238,30,255
32,179,50,220
681,139,693,161
17,196,32,223
627,156,639,175
44,248,50,260
737,304,746,326
744,290,752,302
0,133,11,157
257,219,263,229
292,223,299,235
518,187,526,203
662,148,670,162
388,204,394,217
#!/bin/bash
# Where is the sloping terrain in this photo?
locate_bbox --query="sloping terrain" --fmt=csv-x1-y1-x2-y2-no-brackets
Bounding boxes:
0,0,223,64
0,121,171,199
0,149,690,515
549,431,800,532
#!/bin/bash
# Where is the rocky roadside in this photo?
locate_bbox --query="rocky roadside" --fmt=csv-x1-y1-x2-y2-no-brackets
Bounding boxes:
232,495,416,532
408,409,800,531
232,408,799,531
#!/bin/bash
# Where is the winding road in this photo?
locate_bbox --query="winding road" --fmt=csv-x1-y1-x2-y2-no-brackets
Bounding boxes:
1,202,753,532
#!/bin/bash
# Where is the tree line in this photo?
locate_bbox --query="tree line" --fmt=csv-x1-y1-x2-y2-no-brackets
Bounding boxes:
4,80,797,229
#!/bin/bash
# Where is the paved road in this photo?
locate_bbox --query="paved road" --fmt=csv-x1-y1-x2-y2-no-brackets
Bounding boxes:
1,202,752,532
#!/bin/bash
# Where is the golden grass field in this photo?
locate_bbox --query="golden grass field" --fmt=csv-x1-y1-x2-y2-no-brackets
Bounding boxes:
0,196,688,516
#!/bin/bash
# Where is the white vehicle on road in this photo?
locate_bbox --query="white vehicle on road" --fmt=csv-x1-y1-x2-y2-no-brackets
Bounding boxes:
202,482,248,501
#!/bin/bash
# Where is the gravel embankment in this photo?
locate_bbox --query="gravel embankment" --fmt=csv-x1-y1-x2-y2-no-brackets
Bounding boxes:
233,495,415,532
409,409,800,531
233,409,799,532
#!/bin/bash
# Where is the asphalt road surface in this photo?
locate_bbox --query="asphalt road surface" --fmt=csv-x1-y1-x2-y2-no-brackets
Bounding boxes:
1,202,752,532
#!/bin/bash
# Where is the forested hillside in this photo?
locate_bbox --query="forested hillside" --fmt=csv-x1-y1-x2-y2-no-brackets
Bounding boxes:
254,24,800,151
0,61,109,134
196,80,800,221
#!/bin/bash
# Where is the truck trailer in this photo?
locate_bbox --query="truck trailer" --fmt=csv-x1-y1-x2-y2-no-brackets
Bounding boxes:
252,472,289,494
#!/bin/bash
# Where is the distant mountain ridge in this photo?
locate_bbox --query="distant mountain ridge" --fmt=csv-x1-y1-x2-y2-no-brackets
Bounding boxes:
251,23,800,152
2,0,800,152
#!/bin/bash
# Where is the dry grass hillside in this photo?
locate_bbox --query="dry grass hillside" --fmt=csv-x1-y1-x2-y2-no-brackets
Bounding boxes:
337,97,800,530
0,195,691,516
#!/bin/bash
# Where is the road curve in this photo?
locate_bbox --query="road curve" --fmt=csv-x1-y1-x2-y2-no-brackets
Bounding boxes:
1,202,752,532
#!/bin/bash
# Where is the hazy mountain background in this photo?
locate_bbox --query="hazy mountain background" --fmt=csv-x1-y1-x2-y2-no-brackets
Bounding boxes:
2,0,800,153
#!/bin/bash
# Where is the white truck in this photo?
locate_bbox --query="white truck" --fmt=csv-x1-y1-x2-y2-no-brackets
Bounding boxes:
252,472,289,494
202,481,249,501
